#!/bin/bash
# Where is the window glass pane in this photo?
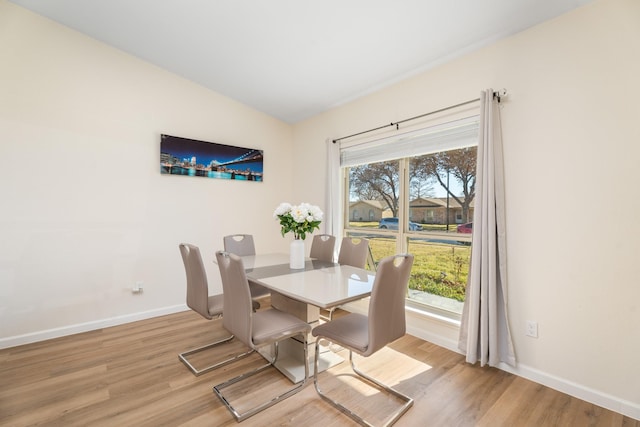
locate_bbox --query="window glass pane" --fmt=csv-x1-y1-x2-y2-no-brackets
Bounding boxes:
406,146,476,312
347,160,400,231
409,146,477,234
407,238,469,315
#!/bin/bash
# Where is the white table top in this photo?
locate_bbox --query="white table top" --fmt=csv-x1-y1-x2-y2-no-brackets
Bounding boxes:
241,253,375,309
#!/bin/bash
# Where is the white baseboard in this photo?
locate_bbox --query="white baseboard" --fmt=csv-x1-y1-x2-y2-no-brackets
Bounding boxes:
345,300,639,421
0,304,188,350
497,362,640,421
405,324,462,355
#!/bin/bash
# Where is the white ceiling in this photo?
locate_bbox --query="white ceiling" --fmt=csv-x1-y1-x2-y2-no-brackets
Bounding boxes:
10,0,593,123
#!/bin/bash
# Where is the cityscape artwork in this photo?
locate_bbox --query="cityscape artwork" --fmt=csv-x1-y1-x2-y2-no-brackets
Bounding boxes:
160,134,263,182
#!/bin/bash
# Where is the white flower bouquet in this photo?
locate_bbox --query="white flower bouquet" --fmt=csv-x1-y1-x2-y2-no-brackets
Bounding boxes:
273,202,323,240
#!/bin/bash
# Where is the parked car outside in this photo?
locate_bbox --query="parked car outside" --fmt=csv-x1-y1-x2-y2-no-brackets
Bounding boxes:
457,222,473,233
378,217,423,231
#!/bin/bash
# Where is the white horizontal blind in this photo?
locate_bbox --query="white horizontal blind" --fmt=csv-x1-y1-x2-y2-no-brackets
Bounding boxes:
340,115,480,167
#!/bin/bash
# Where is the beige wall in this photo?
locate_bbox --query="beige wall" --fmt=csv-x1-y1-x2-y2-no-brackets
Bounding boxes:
2,0,639,419
0,1,294,340
293,0,640,417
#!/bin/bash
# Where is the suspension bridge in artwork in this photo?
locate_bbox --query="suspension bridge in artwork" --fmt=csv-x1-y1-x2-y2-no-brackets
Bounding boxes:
212,149,263,167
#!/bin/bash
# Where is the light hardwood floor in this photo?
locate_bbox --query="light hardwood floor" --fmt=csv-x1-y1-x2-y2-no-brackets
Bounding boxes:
1,304,637,426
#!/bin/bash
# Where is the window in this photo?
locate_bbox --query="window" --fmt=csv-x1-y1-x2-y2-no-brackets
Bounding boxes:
426,210,434,221
341,116,478,318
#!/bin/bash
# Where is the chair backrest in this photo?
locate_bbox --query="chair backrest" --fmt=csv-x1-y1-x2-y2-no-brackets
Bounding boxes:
337,237,369,268
215,251,254,348
309,234,336,262
179,243,212,320
223,234,256,256
366,254,414,356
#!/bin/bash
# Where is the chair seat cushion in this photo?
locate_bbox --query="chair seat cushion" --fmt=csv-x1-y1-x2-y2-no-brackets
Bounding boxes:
207,295,224,317
252,309,311,346
312,313,368,354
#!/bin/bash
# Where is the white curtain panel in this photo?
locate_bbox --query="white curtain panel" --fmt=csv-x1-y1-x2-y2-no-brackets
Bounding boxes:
458,89,516,367
325,138,342,238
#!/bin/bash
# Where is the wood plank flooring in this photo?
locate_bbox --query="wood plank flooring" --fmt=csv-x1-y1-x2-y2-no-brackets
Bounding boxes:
1,303,637,426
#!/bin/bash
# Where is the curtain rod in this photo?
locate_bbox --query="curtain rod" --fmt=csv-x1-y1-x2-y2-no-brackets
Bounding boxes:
332,90,505,143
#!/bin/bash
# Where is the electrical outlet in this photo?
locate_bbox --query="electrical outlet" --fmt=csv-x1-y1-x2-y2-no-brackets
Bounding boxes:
132,281,144,294
526,320,538,338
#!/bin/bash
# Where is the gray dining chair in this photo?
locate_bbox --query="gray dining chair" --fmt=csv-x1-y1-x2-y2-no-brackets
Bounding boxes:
312,254,415,427
213,251,311,422
223,234,270,305
222,233,255,256
320,236,370,321
337,236,369,269
177,243,255,376
309,233,336,262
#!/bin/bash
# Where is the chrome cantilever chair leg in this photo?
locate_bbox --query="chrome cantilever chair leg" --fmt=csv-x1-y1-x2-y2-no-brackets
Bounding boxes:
178,333,255,376
313,340,414,427
213,250,311,422
213,336,309,422
178,244,258,377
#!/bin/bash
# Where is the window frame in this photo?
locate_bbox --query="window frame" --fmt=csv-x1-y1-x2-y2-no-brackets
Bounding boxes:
339,114,479,320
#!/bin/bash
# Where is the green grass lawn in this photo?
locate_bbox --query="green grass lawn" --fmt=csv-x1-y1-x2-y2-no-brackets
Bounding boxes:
348,222,469,302
407,240,469,301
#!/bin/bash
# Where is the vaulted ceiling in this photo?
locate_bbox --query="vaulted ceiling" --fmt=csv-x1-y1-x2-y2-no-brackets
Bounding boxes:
10,0,593,123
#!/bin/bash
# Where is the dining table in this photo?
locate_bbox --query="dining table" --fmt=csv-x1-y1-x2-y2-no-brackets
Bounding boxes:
239,253,376,383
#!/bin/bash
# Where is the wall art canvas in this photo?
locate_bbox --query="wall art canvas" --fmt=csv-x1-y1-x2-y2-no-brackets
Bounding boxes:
160,134,263,182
